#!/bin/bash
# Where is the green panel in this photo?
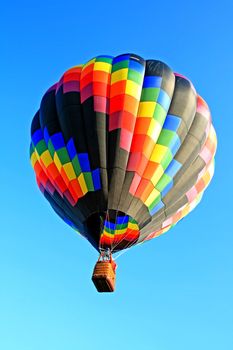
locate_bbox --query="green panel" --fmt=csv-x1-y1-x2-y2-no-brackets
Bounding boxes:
35,140,47,156
56,147,70,164
128,69,143,84
148,194,161,211
141,88,160,102
116,223,128,230
104,227,115,234
112,60,129,73
96,57,113,64
47,140,55,158
153,104,167,124
156,173,172,192
83,172,94,191
72,156,81,176
160,149,173,169
158,129,176,147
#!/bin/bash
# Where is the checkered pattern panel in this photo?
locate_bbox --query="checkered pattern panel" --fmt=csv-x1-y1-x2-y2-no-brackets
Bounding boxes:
99,214,139,251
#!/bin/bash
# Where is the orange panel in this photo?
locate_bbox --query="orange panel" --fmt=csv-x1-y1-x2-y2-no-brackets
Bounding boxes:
93,70,110,84
134,117,151,134
124,94,138,115
143,161,159,180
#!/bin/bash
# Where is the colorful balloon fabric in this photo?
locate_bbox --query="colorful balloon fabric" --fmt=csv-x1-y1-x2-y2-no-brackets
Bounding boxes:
30,54,217,253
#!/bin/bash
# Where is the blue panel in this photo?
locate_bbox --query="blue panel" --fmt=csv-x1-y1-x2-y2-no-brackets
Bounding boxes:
92,169,101,190
157,90,171,110
171,137,181,155
32,129,43,145
149,201,164,216
67,138,77,160
117,215,129,225
43,127,50,145
104,220,116,230
113,54,130,64
78,153,90,172
163,114,181,131
161,180,173,197
51,132,65,150
143,76,162,88
165,159,182,178
129,59,144,73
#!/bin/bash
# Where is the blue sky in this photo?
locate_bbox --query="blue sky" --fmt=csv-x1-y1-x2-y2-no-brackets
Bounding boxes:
1,1,233,349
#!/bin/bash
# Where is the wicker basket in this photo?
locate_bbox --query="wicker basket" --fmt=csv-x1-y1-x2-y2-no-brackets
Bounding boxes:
92,261,116,292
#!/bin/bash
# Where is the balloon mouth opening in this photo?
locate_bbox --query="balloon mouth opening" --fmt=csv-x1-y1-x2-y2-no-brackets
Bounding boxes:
86,210,140,253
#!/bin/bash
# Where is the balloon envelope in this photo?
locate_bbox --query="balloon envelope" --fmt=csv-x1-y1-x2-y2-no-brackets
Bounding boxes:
30,54,217,253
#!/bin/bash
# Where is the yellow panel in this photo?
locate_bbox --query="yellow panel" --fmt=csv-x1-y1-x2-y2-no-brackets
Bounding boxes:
125,80,141,99
150,144,168,163
151,164,164,186
202,170,211,185
147,120,161,142
102,231,114,238
94,62,112,73
41,150,53,168
30,152,37,168
111,68,128,84
115,228,127,235
144,188,160,207
128,222,139,230
138,101,156,117
63,162,76,181
78,173,88,195
54,152,62,171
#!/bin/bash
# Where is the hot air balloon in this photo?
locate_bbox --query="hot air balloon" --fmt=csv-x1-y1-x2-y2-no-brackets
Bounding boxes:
30,54,217,292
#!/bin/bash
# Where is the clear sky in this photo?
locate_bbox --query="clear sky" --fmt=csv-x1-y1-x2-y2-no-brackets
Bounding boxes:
1,1,233,349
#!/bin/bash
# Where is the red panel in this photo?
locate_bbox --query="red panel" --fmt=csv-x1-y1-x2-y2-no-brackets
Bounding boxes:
81,63,94,77
69,179,83,198
54,176,67,194
93,81,109,97
110,80,126,98
109,94,125,114
80,72,93,89
109,111,121,131
38,170,48,188
129,173,141,194
94,96,109,114
47,163,60,181
63,72,81,83
121,111,136,132
130,134,147,152
80,83,93,103
120,128,133,152
127,152,141,171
